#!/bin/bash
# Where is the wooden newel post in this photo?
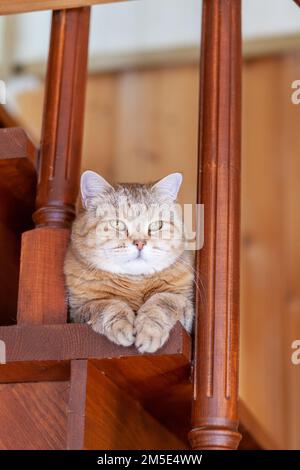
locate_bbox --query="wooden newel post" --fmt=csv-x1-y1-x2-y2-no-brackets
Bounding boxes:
17,8,90,324
189,0,242,450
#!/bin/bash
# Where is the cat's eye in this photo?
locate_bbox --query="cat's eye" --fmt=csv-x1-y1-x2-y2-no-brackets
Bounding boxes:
109,220,127,231
148,220,163,233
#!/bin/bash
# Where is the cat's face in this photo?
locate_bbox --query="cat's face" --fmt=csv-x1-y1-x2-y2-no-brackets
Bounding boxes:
72,171,185,276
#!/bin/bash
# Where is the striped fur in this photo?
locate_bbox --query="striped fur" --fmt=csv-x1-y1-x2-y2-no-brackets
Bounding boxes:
64,174,194,353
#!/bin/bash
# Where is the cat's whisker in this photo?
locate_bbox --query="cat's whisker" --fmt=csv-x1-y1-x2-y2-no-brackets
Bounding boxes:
66,170,195,352
176,255,207,308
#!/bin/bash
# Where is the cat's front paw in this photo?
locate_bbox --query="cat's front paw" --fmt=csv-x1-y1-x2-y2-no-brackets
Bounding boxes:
88,304,135,347
135,308,170,353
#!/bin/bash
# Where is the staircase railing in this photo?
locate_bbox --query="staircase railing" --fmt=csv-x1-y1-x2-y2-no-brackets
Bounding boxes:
0,0,286,450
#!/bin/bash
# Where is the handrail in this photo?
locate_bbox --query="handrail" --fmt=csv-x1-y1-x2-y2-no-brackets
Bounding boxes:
0,0,129,15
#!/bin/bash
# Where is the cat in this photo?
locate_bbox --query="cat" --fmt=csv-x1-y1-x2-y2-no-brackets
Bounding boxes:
64,170,194,353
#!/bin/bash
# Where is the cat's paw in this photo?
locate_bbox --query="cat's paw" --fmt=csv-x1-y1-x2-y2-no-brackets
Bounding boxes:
88,307,135,347
135,309,170,353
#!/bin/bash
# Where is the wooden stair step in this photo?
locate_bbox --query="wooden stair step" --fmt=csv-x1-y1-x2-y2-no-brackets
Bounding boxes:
69,360,189,450
0,322,191,449
0,321,270,449
0,322,190,384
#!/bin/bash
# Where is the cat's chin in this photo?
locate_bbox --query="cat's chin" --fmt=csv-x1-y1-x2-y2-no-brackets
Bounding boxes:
93,257,175,277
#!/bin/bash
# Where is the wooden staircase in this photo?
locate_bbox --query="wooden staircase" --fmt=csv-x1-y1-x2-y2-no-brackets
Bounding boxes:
0,0,285,450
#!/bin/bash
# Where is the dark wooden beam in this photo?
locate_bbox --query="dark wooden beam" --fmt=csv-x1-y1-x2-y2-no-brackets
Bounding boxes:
0,361,70,384
0,127,37,209
0,128,37,325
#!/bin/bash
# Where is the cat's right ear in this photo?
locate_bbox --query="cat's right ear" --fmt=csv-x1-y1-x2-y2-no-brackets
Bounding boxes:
80,170,113,209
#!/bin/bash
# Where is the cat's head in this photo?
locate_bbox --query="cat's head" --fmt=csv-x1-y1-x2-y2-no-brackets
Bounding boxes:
71,170,185,276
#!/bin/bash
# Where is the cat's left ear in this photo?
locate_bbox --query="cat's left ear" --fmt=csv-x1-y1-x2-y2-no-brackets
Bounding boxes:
152,173,183,201
81,170,113,208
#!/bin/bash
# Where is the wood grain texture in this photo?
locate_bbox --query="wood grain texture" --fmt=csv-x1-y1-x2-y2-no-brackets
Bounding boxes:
5,39,300,450
17,228,70,324
0,0,129,15
240,54,300,449
0,381,69,449
113,66,199,205
0,326,264,448
17,8,90,325
238,400,279,450
0,322,190,363
0,361,70,384
84,361,187,450
34,8,90,228
0,128,37,208
0,128,37,325
280,54,300,450
82,74,118,182
67,360,186,450
67,360,87,449
189,0,242,450
240,57,286,448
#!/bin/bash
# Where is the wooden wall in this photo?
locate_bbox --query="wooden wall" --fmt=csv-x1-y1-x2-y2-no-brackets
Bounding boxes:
8,52,300,449
241,54,300,449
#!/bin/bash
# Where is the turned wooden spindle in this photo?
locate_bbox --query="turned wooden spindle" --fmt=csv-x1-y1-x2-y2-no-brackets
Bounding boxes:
34,8,90,228
189,0,242,450
17,8,90,324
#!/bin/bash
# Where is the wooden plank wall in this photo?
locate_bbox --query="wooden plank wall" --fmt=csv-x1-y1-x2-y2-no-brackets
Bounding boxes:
6,53,300,449
240,53,300,449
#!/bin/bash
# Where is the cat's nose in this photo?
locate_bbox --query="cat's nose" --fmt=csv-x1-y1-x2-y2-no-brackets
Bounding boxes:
133,240,147,251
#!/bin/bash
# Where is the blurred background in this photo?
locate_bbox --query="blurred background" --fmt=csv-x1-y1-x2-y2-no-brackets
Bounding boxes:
0,0,300,450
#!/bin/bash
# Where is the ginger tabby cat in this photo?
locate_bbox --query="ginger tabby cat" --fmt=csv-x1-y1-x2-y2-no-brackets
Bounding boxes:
64,171,194,353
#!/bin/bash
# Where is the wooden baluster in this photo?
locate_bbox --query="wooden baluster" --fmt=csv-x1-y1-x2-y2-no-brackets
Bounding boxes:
189,0,242,450
17,8,90,324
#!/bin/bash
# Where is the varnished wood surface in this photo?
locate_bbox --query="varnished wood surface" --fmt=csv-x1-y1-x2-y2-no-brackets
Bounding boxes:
67,360,88,449
85,362,188,450
0,381,69,449
190,0,242,450
34,8,90,229
3,25,300,450
238,400,279,450
0,128,37,207
68,361,187,450
0,128,37,325
240,54,300,449
0,361,70,384
0,322,190,363
0,0,128,15
17,228,70,324
17,8,90,326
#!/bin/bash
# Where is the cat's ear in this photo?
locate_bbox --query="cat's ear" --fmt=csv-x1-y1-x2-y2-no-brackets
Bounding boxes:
152,173,183,201
81,170,113,208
